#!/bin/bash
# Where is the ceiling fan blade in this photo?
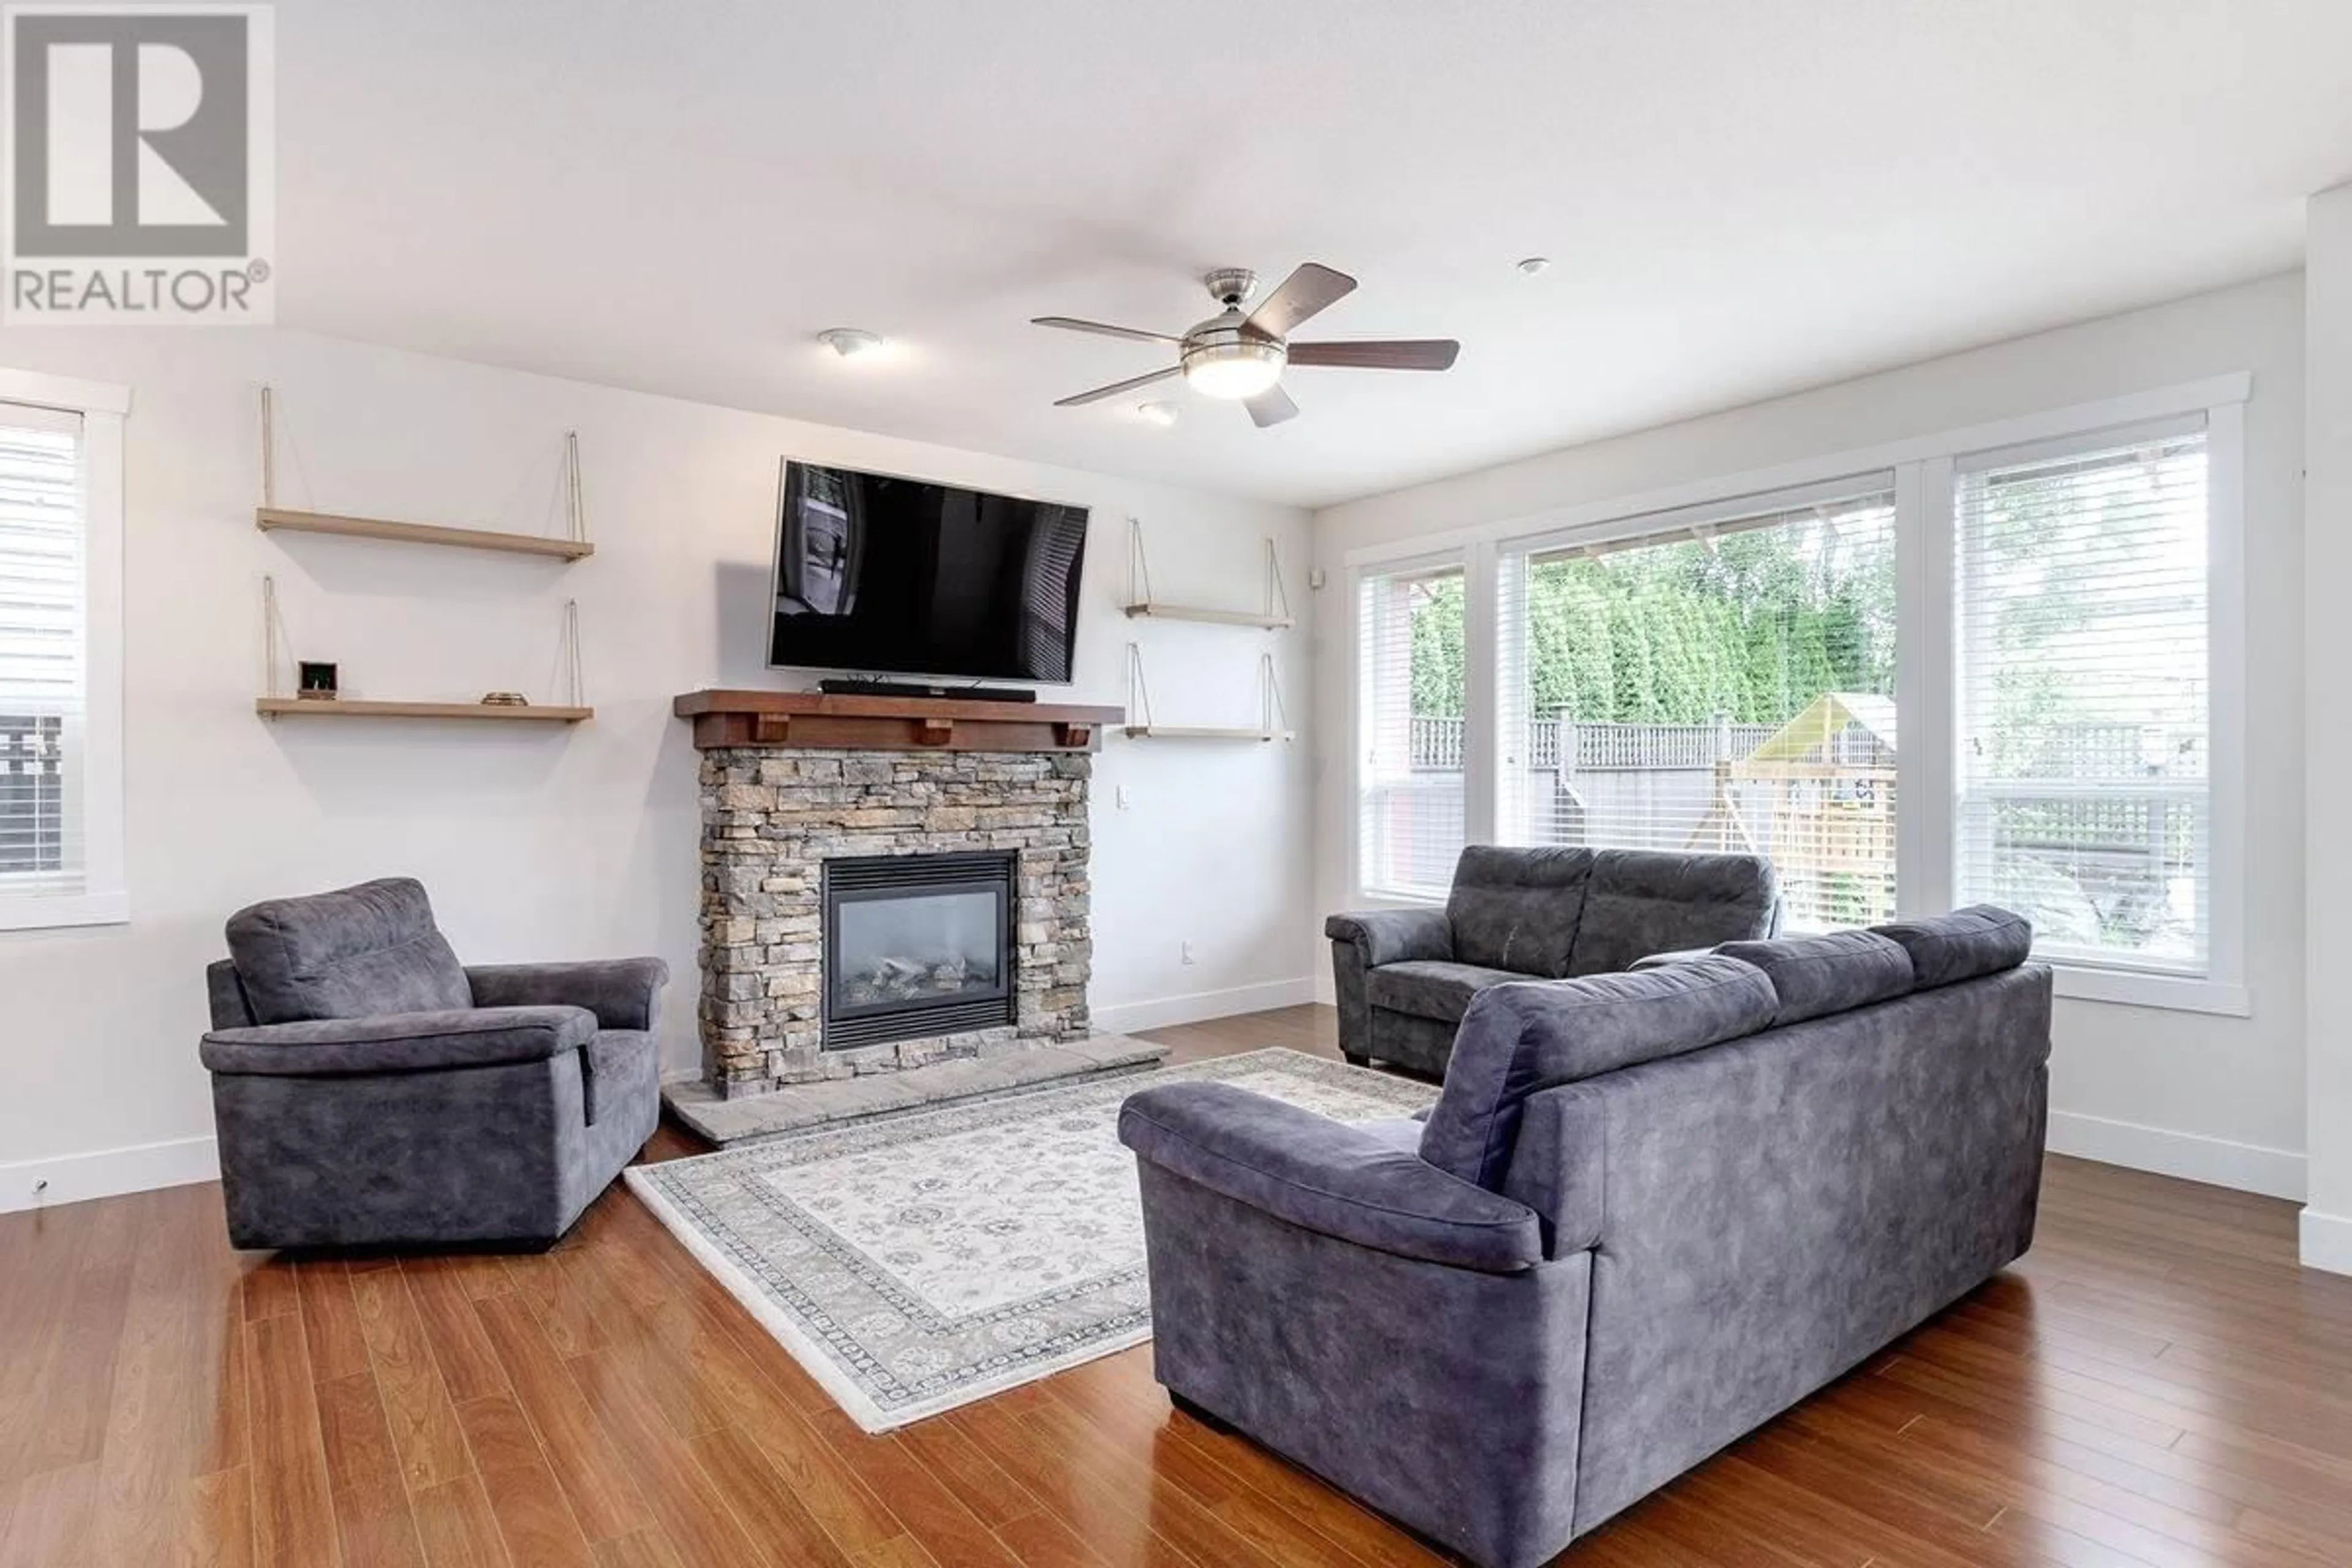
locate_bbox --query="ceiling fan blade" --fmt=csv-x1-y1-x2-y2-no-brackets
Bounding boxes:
1052,365,1182,407
1286,339,1461,371
1245,385,1298,428
1245,263,1357,339
1031,315,1183,346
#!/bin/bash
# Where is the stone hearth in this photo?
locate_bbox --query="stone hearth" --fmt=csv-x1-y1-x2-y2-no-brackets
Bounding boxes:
696,747,1094,1096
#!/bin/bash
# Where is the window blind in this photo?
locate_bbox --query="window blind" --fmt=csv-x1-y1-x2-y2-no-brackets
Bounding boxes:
1357,559,1466,898
1494,480,1899,931
0,404,86,897
1955,420,2210,974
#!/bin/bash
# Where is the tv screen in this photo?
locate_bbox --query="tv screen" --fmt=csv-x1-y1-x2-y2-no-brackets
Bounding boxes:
767,461,1091,683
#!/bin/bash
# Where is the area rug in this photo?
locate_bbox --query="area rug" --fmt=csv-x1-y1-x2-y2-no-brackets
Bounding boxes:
626,1047,1438,1431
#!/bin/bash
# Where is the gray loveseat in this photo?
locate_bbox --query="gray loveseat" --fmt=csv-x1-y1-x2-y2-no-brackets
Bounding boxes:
1122,907,2048,1568
200,878,668,1251
1327,845,1781,1076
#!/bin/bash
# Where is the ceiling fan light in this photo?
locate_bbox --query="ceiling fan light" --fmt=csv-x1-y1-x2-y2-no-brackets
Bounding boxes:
1182,338,1285,400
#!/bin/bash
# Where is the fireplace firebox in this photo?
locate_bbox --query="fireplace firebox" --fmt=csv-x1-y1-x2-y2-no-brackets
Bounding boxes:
822,851,1017,1050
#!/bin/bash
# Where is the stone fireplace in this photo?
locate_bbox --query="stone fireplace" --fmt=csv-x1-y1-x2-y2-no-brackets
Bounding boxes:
676,689,1125,1102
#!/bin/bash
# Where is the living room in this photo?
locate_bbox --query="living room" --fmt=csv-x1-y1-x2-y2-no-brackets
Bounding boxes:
5,4,2352,1566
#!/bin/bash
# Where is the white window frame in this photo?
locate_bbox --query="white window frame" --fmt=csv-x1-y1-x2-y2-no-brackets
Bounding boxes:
0,366,129,932
1932,406,2245,1016
1490,473,1901,927
1348,546,1471,905
1341,372,2250,1017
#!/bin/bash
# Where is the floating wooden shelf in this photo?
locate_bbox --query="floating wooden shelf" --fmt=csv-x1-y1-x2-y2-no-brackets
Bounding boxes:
256,698,594,723
255,508,595,561
1121,603,1294,630
1121,724,1294,742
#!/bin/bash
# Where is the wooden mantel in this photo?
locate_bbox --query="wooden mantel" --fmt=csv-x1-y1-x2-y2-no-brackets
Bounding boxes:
673,690,1124,753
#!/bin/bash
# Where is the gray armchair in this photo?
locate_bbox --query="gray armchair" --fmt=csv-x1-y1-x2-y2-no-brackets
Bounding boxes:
200,877,668,1251
1327,845,1782,1076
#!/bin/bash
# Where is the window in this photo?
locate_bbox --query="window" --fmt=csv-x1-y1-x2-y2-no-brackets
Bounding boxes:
1955,418,2213,976
0,407,83,889
0,371,127,931
1357,558,1466,899
1495,481,1898,931
1344,373,2247,1012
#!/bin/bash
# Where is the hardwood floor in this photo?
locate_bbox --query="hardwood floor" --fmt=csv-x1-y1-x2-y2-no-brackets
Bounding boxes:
7,1003,2352,1566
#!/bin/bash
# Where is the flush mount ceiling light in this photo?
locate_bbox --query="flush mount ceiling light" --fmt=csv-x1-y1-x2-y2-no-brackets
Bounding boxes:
1516,256,1551,276
816,327,886,360
1135,400,1181,427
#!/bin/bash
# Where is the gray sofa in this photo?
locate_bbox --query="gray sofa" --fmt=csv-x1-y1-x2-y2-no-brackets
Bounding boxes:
1327,845,1782,1076
1121,907,2048,1568
200,878,668,1251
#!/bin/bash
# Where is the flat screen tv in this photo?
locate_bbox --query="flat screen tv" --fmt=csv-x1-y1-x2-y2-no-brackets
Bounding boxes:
767,461,1091,683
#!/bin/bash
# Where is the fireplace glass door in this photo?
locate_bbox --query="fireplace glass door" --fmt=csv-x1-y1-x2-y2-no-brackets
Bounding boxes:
823,852,1017,1049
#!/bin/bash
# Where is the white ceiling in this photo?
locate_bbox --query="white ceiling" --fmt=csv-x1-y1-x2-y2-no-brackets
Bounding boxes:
277,0,2352,508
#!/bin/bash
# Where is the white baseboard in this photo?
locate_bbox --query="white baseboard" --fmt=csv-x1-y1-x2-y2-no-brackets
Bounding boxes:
0,1134,219,1215
1094,977,1316,1038
2300,1210,2352,1276
2045,1109,2304,1200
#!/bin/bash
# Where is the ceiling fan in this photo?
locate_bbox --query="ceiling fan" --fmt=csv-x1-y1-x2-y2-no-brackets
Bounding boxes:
1031,263,1460,428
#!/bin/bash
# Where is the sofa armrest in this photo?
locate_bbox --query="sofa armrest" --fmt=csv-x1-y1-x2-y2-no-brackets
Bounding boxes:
200,1005,598,1077
1118,1082,1543,1274
465,958,669,1031
1324,907,1453,967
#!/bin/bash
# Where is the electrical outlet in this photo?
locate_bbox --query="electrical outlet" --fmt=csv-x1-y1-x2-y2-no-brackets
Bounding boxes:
1115,784,1131,810
1180,940,1196,966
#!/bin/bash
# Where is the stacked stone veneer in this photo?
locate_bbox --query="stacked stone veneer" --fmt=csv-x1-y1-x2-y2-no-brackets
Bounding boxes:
698,747,1093,1097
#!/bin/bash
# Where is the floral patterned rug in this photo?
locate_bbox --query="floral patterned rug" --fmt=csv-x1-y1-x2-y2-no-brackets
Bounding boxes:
626,1047,1438,1431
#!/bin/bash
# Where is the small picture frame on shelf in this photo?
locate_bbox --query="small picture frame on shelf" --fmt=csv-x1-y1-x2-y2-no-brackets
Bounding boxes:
296,661,339,700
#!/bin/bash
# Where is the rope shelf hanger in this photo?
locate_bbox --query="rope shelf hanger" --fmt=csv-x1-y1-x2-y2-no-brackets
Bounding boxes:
254,385,595,561
255,580,592,725
1121,518,1292,630
1122,644,1292,742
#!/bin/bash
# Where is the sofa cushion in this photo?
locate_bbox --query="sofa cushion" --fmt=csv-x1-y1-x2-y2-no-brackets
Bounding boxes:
205,958,257,1030
1366,959,1526,1023
1872,905,2032,990
1566,850,1781,976
582,1027,658,1128
225,877,472,1025
1446,845,1593,977
1419,956,1781,1188
1717,930,1915,1025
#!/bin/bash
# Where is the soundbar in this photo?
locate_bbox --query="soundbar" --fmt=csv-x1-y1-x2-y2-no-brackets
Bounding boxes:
818,677,1039,704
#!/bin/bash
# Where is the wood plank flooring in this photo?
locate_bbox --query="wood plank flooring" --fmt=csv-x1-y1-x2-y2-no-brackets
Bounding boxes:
7,1003,2352,1566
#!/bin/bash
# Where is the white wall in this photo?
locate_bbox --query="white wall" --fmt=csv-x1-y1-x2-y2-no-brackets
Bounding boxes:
2303,188,2352,1268
0,329,1314,1210
1314,273,2309,1197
